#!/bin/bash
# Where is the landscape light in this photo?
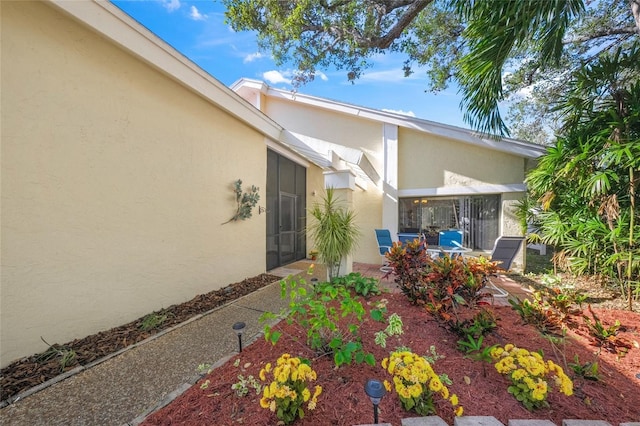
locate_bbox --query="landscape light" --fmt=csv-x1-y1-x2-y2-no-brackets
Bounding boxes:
232,321,246,352
364,378,386,424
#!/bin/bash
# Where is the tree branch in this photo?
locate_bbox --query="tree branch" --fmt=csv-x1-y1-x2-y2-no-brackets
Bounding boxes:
564,26,639,44
372,0,434,49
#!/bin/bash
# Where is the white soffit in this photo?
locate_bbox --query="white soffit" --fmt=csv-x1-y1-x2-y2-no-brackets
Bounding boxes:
282,131,381,187
49,1,283,142
399,184,528,197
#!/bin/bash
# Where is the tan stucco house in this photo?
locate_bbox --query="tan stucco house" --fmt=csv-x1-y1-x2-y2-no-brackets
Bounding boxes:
0,0,545,368
231,79,545,268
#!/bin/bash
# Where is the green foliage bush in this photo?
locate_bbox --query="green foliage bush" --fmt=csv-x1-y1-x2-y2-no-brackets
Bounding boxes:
261,275,376,368
385,242,498,317
331,272,381,297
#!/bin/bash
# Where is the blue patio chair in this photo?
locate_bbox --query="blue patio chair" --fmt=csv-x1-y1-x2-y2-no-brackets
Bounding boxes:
438,229,463,248
374,229,394,272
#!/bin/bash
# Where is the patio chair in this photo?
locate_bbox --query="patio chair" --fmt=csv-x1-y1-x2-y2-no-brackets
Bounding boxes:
438,229,463,247
484,236,525,297
374,229,394,272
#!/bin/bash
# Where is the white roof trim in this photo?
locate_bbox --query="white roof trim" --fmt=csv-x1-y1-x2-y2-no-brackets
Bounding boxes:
281,131,380,187
48,1,283,142
233,78,547,159
399,184,527,197
266,139,311,168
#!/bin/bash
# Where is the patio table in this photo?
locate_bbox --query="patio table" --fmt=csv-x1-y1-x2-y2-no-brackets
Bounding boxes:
426,245,472,258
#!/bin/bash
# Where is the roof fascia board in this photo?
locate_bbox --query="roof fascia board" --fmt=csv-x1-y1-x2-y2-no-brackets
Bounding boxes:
48,1,282,142
251,81,546,159
266,139,311,168
399,184,527,197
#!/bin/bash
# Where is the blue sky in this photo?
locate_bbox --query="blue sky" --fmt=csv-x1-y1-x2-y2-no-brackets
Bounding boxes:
112,0,469,128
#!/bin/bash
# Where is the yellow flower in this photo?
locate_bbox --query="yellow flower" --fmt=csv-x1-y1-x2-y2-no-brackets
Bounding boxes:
302,388,311,402
504,344,515,352
308,400,317,410
455,406,464,416
511,368,528,381
428,377,443,392
440,386,449,400
381,358,388,370
313,385,323,399
383,380,392,392
264,362,272,372
523,376,536,391
259,368,267,381
450,394,459,406
259,397,270,408
532,389,545,401
399,386,412,399
490,346,504,359
269,400,276,412
409,384,422,398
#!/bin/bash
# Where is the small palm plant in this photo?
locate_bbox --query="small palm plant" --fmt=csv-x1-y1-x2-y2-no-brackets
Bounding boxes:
308,188,360,281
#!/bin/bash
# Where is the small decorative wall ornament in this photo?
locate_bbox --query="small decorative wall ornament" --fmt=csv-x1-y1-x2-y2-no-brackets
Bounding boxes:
222,179,260,224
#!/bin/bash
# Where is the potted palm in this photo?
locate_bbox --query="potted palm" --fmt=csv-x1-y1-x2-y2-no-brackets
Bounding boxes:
308,188,360,281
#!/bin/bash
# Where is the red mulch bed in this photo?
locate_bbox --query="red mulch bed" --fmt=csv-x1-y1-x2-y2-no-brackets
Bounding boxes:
141,292,640,425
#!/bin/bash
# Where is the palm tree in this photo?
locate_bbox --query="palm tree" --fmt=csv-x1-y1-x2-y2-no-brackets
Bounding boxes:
526,44,640,309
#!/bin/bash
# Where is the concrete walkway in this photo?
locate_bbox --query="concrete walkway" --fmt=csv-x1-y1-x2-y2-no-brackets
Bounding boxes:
0,261,524,426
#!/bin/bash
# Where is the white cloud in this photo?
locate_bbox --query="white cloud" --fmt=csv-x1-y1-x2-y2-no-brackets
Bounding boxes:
243,52,265,63
315,71,329,81
382,109,416,117
161,0,181,12
263,70,291,85
189,5,206,21
359,68,416,83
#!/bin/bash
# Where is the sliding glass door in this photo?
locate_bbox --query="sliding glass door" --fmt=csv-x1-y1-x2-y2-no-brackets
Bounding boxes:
398,195,500,250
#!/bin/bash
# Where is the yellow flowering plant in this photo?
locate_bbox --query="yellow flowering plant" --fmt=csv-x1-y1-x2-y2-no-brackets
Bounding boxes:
258,354,322,424
382,350,463,417
490,344,573,411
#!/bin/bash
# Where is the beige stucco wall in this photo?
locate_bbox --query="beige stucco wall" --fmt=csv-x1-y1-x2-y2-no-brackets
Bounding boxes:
264,98,385,175
398,128,526,189
398,127,527,266
1,2,268,367
263,98,387,265
352,187,385,265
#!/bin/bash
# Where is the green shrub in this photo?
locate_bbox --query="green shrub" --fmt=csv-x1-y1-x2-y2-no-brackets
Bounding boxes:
331,272,381,297
261,275,376,368
386,243,498,317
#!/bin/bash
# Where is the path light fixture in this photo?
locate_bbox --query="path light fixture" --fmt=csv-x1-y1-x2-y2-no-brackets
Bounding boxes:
232,321,246,352
310,278,318,286
364,378,386,424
